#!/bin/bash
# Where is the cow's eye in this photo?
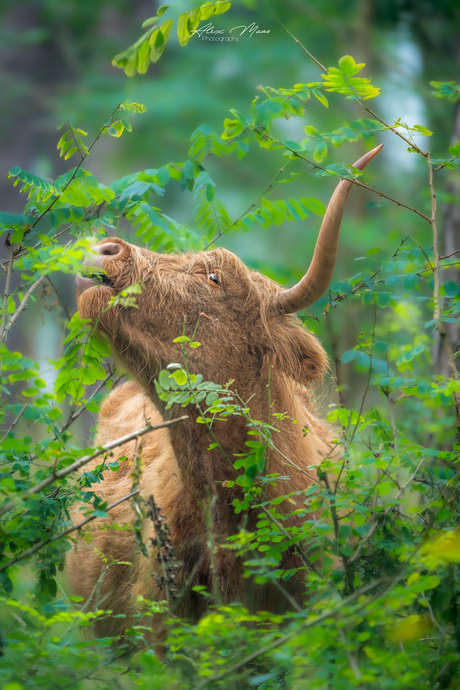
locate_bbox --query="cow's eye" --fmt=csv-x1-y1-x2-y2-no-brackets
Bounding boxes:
208,273,220,285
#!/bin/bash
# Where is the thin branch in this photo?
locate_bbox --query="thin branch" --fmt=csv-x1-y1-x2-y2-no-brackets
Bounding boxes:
58,369,121,437
2,275,46,340
352,177,431,223
363,104,426,156
279,24,427,156
190,579,385,690
426,152,441,325
1,405,27,444
0,490,140,574
204,161,294,249
0,249,15,343
322,470,355,595
326,236,410,310
204,493,221,605
440,249,460,260
349,457,425,564
433,157,459,173
46,275,73,320
258,504,322,578
1,108,122,273
23,105,122,243
339,628,362,680
0,416,188,519
251,128,431,223
277,20,328,72
272,443,321,485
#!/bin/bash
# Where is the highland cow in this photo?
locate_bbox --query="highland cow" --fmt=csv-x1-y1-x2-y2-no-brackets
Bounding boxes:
67,144,382,638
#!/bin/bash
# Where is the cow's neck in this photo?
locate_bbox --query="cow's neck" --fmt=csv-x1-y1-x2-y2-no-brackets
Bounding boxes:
146,371,299,507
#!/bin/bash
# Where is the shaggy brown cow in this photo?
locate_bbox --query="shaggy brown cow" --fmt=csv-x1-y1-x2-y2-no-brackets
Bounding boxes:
67,144,382,638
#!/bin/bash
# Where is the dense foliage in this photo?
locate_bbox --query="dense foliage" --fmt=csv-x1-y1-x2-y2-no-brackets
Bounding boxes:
1,2,460,688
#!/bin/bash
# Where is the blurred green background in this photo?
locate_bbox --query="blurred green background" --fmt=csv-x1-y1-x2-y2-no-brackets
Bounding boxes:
0,0,458,424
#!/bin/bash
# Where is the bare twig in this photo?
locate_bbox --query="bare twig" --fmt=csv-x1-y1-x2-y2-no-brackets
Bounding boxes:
0,416,188,519
440,249,460,261
348,308,377,448
277,21,328,72
421,592,445,646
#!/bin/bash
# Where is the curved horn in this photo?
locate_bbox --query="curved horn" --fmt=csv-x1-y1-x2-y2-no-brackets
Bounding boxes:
278,143,384,314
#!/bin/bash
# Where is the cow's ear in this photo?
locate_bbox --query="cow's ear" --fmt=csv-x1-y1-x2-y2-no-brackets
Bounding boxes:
262,317,327,386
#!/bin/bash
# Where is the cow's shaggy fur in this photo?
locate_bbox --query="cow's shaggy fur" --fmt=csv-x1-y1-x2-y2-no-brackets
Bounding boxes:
67,243,335,638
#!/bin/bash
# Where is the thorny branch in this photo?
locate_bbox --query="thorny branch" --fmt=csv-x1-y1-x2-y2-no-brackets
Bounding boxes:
147,494,178,605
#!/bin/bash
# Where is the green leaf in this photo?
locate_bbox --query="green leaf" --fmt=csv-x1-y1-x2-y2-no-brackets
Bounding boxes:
170,369,188,386
0,212,34,227
323,58,380,100
158,369,171,390
403,273,418,290
142,16,160,28
177,13,191,46
313,141,328,162
212,1,231,15
150,20,173,63
341,349,357,363
443,280,458,298
136,40,150,74
362,291,375,304
377,292,391,307
430,81,460,101
339,55,366,77
8,166,59,201
2,575,13,594
313,90,329,108
377,481,391,496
